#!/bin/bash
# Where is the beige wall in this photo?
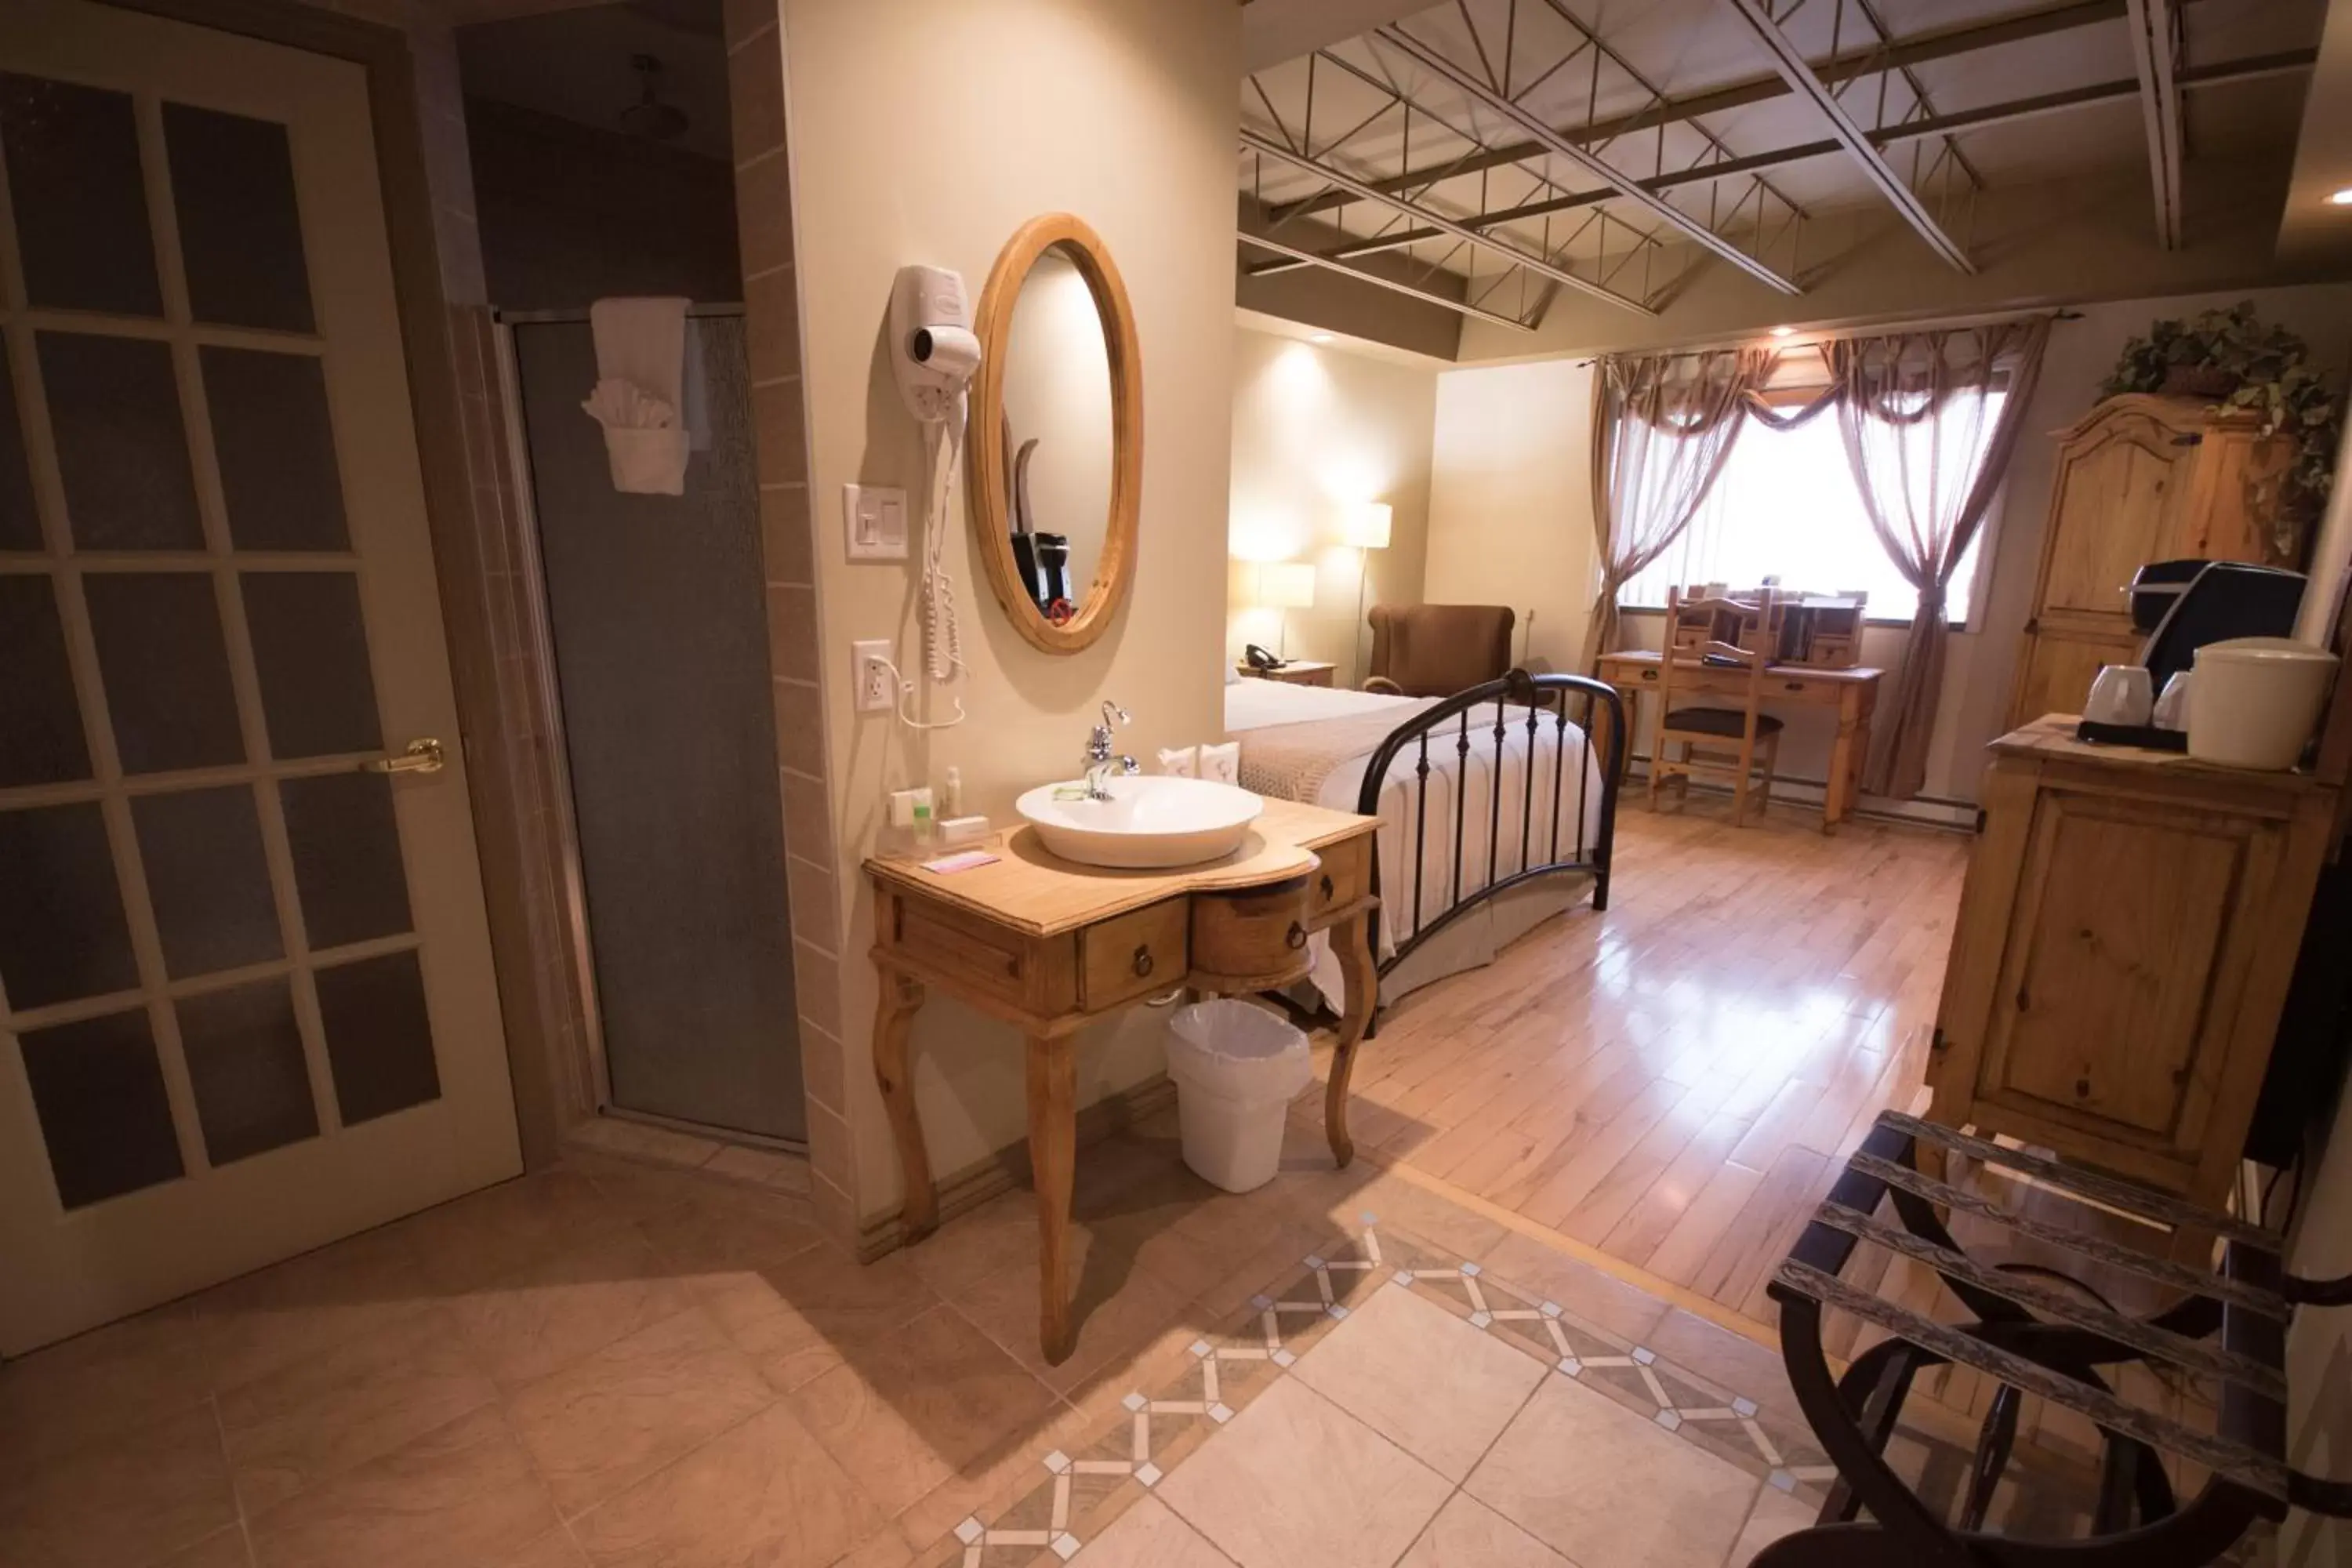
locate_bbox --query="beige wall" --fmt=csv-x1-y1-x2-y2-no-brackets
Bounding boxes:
1227,327,1438,683
777,0,1241,1223
1424,282,2352,805
466,96,742,311
1423,358,1599,676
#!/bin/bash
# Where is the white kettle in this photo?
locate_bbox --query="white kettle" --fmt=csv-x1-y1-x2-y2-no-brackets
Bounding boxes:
2183,637,2340,770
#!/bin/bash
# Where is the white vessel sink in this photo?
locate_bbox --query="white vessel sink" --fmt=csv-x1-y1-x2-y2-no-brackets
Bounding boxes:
1015,776,1265,869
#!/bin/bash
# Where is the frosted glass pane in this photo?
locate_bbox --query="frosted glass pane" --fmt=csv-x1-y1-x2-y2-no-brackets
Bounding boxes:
83,572,245,774
314,950,439,1125
20,1007,183,1208
279,771,411,950
0,74,162,317
132,786,281,978
38,332,203,552
179,980,318,1165
0,802,138,1010
0,575,91,788
202,347,347,551
163,103,314,333
241,572,381,760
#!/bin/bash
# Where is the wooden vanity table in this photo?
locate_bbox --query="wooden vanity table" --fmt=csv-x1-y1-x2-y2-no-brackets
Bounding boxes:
866,796,1381,1361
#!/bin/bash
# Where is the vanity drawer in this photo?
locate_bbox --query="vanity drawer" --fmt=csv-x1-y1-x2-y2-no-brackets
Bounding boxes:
1079,898,1188,1012
1309,835,1371,921
894,895,1036,1009
1189,876,1312,988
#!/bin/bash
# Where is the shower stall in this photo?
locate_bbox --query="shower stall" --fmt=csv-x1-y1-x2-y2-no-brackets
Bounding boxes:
500,307,805,1145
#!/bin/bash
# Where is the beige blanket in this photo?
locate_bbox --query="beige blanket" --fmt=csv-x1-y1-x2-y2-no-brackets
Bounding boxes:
1236,702,1436,804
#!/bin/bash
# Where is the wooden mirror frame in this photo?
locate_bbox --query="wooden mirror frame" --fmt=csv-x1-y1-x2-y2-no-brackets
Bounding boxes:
968,213,1143,654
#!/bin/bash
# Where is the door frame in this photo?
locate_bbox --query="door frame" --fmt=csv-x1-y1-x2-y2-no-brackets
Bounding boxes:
95,0,593,1167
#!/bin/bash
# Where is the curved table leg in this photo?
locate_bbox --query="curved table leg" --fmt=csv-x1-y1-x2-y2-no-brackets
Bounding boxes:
1327,906,1376,1168
1028,1030,1077,1363
871,967,935,1240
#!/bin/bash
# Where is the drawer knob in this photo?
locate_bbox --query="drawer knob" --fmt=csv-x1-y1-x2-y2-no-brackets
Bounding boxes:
2074,1077,2092,1099
1131,944,1155,979
1784,681,1805,691
1287,921,1307,951
1319,873,1334,901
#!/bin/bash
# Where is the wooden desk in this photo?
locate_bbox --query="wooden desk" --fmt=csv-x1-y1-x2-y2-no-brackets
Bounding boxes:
866,797,1380,1361
1595,651,1883,827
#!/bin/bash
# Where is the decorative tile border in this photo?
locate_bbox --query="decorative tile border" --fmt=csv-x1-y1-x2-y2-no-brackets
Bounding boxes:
916,1212,1836,1565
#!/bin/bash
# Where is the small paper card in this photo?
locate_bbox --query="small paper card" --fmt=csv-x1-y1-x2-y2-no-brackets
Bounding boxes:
922,850,999,874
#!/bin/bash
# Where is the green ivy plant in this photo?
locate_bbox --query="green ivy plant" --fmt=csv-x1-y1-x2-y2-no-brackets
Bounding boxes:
2100,300,2342,561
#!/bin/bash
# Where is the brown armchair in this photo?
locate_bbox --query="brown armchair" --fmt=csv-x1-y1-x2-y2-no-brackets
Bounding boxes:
1363,604,1516,697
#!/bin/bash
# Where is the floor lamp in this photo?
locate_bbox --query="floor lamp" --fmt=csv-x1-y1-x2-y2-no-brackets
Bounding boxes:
1345,503,1392,687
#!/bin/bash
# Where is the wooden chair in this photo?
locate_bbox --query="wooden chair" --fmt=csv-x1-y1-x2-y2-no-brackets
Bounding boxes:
1647,586,1785,826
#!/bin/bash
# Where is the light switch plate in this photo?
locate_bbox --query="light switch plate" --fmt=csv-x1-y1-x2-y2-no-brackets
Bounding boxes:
844,485,909,561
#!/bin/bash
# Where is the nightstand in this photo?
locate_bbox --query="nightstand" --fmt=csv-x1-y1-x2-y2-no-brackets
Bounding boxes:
1238,660,1335,687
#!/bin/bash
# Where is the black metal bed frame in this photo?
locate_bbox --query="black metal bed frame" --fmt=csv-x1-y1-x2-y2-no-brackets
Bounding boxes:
1352,668,1625,985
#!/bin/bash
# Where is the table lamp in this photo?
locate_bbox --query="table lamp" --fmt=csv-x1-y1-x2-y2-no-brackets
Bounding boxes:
1344,503,1392,684
1257,561,1315,659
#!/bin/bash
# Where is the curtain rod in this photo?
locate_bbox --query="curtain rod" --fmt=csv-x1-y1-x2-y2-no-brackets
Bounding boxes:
495,303,746,325
1567,307,2083,368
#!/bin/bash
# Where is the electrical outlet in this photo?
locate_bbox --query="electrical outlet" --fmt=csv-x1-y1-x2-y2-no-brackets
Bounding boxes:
851,640,895,713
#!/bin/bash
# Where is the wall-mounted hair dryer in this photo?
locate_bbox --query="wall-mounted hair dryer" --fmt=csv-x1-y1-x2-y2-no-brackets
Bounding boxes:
890,265,981,423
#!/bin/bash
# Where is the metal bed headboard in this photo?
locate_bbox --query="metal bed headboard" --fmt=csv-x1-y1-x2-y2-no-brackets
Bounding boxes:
1354,669,1625,978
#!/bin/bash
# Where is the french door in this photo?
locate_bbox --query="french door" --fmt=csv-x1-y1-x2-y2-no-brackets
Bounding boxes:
0,0,518,1352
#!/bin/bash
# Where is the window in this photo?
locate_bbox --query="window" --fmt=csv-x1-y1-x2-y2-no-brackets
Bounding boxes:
1618,389,2002,626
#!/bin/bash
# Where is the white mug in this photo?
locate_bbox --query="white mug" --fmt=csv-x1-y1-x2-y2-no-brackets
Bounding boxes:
2085,664,2154,727
2152,670,2191,731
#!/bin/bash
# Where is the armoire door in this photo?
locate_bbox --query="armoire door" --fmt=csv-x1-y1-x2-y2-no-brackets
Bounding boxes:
0,0,518,1352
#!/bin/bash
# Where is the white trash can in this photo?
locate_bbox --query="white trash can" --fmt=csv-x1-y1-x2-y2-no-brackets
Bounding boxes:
1165,1000,1312,1193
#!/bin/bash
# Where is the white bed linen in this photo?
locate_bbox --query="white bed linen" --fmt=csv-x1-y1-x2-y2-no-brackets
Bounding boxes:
1223,680,1607,996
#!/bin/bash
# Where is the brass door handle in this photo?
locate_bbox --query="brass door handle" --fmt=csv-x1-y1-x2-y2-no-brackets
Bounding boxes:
363,738,446,775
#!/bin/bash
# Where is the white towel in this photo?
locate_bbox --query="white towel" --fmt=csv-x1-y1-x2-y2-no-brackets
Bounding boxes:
1156,746,1199,778
1197,741,1240,786
584,296,693,494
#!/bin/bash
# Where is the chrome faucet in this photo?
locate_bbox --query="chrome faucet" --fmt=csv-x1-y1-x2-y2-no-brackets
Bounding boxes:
1083,699,1138,800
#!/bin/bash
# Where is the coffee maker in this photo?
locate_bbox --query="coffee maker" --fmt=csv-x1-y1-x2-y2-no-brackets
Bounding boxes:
2130,558,2307,690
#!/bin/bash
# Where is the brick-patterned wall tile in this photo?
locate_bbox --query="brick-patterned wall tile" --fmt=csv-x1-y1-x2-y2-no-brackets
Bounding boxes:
779,766,834,866
793,934,843,1029
765,584,819,681
735,148,795,281
750,377,808,487
799,1016,845,1116
758,482,815,586
744,266,800,387
771,677,825,778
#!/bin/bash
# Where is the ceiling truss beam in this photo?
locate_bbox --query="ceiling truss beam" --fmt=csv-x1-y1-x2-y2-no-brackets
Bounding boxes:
2124,0,2187,248
1243,49,2309,278
1272,0,2144,228
1236,230,1539,332
1240,127,1657,316
1371,20,1803,296
1720,0,1975,273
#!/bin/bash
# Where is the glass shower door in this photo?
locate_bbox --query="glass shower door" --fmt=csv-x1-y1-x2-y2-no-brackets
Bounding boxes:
510,314,805,1144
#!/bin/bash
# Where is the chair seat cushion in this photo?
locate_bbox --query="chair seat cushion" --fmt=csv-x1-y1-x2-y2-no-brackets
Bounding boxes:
1664,706,1784,739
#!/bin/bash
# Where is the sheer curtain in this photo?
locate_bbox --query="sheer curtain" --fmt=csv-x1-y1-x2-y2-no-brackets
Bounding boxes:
1831,318,2050,798
1581,347,1775,672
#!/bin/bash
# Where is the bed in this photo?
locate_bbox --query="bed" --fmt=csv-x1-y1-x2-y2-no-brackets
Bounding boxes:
1223,668,1624,1013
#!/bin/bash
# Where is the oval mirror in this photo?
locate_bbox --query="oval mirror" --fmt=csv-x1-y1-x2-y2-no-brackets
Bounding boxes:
969,214,1141,653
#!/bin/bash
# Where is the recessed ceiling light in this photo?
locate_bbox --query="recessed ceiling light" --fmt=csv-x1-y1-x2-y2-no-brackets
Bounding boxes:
2330,187,2352,206
1769,325,1796,338
1310,332,1334,343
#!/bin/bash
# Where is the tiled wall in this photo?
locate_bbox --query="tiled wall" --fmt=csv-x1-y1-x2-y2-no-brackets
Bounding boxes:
724,0,855,1240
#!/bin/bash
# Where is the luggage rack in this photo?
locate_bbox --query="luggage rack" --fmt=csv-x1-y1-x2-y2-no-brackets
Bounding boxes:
1762,1110,2352,1566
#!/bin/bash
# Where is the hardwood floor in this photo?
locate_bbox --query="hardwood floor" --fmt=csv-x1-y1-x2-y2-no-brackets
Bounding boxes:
1317,796,1973,1334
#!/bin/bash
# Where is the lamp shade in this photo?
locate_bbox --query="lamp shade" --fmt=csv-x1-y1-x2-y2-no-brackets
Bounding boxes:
1343,502,1393,550
1258,562,1316,609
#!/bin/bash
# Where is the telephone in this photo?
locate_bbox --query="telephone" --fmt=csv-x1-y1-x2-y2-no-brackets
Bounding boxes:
885,265,981,729
1243,644,1285,671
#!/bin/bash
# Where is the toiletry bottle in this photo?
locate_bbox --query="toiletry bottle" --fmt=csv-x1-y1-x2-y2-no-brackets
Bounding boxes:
912,797,934,847
943,766,964,818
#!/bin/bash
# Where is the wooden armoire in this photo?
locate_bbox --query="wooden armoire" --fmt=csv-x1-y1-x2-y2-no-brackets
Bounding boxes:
2007,394,2292,729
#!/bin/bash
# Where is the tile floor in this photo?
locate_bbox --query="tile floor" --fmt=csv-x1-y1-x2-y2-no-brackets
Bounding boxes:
0,1111,2226,1568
